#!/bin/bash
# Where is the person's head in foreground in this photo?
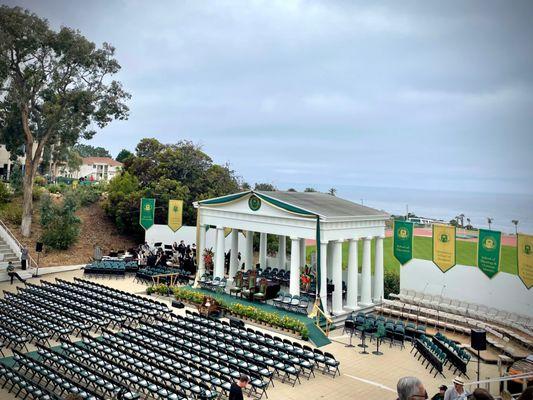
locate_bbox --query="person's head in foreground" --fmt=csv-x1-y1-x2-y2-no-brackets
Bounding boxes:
469,388,494,399
439,385,447,395
397,376,427,400
453,376,466,394
238,374,249,388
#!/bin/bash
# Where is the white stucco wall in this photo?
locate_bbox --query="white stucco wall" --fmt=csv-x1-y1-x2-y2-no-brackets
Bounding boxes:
400,259,532,317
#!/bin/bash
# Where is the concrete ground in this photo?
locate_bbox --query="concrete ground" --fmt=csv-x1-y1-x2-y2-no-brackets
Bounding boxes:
0,270,501,400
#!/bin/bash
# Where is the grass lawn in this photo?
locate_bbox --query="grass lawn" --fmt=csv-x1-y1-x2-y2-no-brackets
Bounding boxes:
306,236,517,275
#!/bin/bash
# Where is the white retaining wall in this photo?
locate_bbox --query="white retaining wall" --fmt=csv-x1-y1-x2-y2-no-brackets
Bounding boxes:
400,259,532,317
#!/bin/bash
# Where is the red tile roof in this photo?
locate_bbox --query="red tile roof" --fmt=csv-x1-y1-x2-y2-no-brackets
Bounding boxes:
82,157,123,167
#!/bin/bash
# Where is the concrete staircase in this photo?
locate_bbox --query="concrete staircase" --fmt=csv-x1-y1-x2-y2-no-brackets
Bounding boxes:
0,236,21,267
0,226,33,281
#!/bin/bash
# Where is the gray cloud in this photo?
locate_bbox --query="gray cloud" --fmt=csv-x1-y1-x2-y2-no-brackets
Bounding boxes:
4,0,533,195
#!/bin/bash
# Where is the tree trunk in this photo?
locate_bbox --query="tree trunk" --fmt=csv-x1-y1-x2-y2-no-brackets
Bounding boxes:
21,146,35,238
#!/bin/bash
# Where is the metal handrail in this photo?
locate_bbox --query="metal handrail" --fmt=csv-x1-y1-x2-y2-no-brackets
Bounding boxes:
0,219,37,270
309,298,333,337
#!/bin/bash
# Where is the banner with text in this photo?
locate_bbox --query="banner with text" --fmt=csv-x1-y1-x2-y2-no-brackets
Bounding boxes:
517,233,533,289
432,224,456,272
168,200,183,232
394,220,414,265
139,198,155,230
477,228,501,279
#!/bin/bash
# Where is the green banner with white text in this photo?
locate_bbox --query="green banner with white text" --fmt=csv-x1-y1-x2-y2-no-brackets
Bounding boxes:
394,220,414,265
477,228,501,279
139,198,155,230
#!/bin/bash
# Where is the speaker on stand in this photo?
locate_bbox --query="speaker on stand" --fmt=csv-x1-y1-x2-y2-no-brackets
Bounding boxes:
344,319,355,348
471,329,486,387
34,242,43,277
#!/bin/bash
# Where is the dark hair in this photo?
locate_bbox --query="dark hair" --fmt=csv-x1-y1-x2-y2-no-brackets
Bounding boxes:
518,387,533,400
239,374,249,383
471,388,495,400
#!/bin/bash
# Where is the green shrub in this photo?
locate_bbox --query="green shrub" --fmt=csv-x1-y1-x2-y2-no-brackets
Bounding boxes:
0,181,12,204
34,176,47,186
39,193,81,250
76,185,101,206
172,287,309,338
384,269,400,299
32,186,45,201
8,164,23,195
0,202,22,225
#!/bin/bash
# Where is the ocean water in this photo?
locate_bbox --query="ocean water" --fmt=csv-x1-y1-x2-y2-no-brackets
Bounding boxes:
333,185,533,235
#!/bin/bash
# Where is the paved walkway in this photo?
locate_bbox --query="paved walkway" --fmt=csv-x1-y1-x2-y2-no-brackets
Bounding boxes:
0,270,501,400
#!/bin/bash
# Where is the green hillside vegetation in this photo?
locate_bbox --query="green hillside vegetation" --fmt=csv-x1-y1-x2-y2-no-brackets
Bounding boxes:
306,236,517,275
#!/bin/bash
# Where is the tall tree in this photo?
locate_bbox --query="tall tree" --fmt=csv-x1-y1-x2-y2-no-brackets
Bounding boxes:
115,148,132,163
73,143,111,158
254,183,276,191
0,6,130,236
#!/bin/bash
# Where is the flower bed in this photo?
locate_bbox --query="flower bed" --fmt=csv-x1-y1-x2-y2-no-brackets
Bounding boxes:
161,286,309,340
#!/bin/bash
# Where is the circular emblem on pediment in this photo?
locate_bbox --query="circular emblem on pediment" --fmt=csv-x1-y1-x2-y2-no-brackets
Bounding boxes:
248,195,261,211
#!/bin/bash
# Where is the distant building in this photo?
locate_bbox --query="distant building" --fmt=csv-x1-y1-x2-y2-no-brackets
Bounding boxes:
0,144,37,180
61,157,122,182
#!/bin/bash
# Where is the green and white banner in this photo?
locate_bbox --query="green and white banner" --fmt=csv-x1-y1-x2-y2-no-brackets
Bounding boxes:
477,228,501,279
393,220,414,265
139,198,156,230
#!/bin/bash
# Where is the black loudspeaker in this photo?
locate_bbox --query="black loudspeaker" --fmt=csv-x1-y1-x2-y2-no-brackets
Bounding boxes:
471,329,487,351
171,300,184,309
36,242,43,252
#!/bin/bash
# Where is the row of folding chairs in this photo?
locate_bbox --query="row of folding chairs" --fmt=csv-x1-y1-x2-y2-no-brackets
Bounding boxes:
15,287,107,332
272,292,310,314
81,333,216,399
73,277,170,316
183,311,340,378
3,291,91,336
110,326,269,399
0,364,61,400
199,276,227,293
23,283,128,328
10,349,101,399
150,318,302,387
60,339,195,399
36,344,137,399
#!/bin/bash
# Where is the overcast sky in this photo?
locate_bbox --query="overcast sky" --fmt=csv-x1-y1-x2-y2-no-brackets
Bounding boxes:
5,0,533,194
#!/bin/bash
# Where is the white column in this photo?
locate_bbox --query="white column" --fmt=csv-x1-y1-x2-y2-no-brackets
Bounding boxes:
278,235,286,269
327,241,334,280
299,238,306,268
228,229,239,280
360,236,372,306
214,226,225,279
245,231,254,270
319,241,329,315
346,238,359,310
289,237,300,296
197,224,207,276
331,239,344,315
373,235,385,302
259,232,267,268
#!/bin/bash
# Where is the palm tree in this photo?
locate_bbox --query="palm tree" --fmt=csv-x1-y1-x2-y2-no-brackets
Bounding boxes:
487,217,493,230
328,188,337,196
512,220,519,235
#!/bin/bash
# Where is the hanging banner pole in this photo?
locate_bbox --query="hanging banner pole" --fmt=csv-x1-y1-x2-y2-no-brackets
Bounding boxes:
393,220,414,265
477,228,501,278
517,233,533,289
168,200,183,232
139,198,155,230
432,224,457,272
